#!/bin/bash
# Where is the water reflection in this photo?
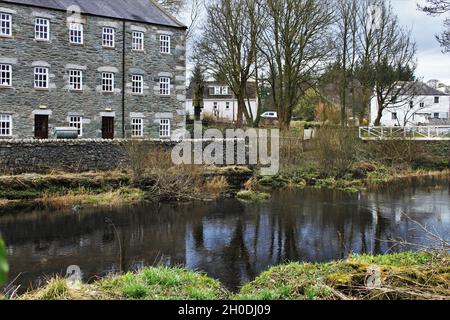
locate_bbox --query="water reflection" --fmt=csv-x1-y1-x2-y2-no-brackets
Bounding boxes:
0,177,449,291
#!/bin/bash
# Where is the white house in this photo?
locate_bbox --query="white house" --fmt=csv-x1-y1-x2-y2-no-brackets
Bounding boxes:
186,81,258,122
370,82,450,127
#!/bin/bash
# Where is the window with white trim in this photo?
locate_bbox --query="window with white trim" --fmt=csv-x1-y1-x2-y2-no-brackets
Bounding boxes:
131,118,144,137
222,86,229,95
159,77,170,95
434,96,440,104
34,67,48,88
160,35,171,54
102,27,115,48
69,116,83,136
132,31,144,51
69,23,83,44
0,114,12,136
69,69,83,91
35,18,49,40
0,13,12,36
0,64,12,87
131,75,143,94
102,72,114,92
159,119,170,138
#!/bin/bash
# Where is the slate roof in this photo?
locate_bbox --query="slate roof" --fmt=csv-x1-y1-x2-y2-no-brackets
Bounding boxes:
187,81,257,100
396,81,449,96
0,0,185,28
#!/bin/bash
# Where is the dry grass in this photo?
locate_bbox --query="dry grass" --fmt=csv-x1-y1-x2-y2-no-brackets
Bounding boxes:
203,176,229,198
37,187,145,209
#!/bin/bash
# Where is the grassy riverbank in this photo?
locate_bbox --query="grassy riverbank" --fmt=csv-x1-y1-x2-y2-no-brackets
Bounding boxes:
16,252,449,300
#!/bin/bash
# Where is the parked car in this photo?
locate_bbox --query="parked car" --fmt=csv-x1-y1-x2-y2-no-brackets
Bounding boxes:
261,111,278,119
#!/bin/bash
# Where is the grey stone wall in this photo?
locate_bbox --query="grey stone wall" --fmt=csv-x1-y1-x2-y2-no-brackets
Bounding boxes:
0,3,186,139
0,139,129,173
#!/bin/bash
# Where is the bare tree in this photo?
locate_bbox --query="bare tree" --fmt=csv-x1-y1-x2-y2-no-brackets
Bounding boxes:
259,0,335,130
196,0,261,127
419,0,450,52
155,0,187,15
369,2,417,126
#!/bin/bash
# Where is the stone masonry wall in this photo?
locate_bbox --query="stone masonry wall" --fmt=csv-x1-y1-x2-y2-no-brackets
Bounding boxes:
0,2,186,139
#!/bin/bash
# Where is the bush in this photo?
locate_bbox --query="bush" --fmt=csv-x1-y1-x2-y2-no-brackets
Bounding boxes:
0,238,7,286
314,127,360,178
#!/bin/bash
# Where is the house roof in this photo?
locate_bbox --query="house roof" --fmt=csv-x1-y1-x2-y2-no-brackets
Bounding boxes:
186,81,257,100
0,0,186,28
397,81,449,96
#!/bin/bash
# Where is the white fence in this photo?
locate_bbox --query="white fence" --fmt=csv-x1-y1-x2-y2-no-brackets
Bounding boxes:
359,126,450,141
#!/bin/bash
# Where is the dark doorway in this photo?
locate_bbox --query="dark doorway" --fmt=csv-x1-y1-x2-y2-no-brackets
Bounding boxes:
34,115,49,139
102,117,114,139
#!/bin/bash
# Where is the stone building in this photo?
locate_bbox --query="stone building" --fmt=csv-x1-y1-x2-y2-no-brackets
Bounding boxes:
0,0,187,139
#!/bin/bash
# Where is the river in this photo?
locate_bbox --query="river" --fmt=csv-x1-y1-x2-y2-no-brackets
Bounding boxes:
1,176,449,292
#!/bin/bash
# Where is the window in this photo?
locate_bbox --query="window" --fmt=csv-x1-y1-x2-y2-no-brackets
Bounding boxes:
0,114,12,136
69,116,83,136
69,69,83,91
226,102,230,109
131,75,143,94
214,87,221,95
0,64,12,87
102,27,115,48
0,13,12,36
131,118,144,137
102,72,114,92
35,18,49,40
391,112,397,120
420,102,425,108
132,31,144,51
434,97,440,104
434,113,440,119
69,23,83,44
409,101,413,109
222,87,229,95
34,67,48,88
159,77,170,95
213,102,218,109
159,119,170,138
160,35,171,54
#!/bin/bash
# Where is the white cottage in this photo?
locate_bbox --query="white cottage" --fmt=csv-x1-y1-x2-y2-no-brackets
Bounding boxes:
370,82,450,127
186,81,258,122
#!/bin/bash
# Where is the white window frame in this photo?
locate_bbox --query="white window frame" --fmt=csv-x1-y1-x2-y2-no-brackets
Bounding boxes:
69,116,83,137
35,18,50,41
102,27,115,48
0,64,12,87
0,13,12,37
434,96,440,104
214,86,221,95
102,72,115,92
159,77,170,96
131,75,143,94
69,69,83,91
132,31,144,51
34,67,49,89
0,114,12,137
160,35,171,54
131,118,144,137
159,119,170,138
222,86,229,95
69,23,83,44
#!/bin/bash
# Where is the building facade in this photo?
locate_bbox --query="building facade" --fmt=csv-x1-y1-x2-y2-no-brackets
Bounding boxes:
370,82,450,127
186,81,258,123
0,0,186,139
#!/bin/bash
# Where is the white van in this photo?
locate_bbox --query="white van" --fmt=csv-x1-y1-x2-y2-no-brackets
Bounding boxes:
261,111,278,119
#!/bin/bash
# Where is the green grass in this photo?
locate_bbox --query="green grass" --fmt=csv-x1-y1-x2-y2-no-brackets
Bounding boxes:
18,252,450,300
236,190,271,202
98,267,227,300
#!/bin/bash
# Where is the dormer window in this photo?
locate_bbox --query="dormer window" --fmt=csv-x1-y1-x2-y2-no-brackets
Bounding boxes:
69,23,83,44
212,86,229,95
214,86,221,95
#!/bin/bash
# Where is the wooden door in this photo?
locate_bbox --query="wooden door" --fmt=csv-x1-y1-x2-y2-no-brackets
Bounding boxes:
34,115,49,139
102,117,114,139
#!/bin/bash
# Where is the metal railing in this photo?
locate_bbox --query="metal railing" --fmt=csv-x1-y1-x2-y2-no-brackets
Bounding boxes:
359,126,450,141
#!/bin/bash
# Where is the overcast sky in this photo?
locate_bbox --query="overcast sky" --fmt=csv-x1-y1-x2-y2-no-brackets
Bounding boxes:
181,0,450,84
392,0,450,83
